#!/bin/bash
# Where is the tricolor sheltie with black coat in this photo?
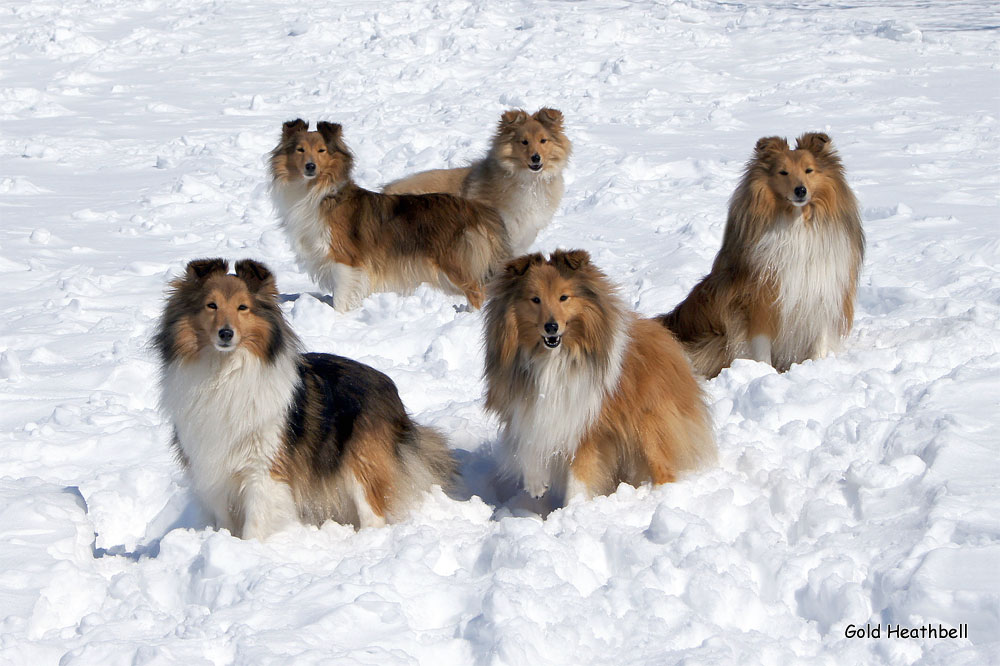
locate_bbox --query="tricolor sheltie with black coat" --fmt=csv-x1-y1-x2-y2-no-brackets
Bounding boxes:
154,258,454,539
659,132,864,377
270,119,510,311
483,250,715,504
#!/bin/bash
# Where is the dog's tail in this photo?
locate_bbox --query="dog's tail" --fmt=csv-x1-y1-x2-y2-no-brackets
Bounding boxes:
656,280,729,379
398,424,457,498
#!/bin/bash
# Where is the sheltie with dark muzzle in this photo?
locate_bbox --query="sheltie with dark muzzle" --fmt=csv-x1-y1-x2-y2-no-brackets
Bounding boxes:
154,258,455,539
483,250,715,504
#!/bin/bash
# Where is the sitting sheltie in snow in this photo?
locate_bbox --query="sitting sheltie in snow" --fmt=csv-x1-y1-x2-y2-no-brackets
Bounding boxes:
270,119,509,311
154,258,455,539
483,250,715,503
659,132,864,378
383,108,571,255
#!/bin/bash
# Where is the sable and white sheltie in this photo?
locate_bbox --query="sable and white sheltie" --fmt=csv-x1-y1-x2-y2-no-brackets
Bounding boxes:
483,250,715,503
383,108,571,255
270,119,510,311
154,258,455,539
659,132,864,378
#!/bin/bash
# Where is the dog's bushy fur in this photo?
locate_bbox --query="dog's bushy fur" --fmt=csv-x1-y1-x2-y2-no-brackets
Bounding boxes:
154,258,455,539
384,108,571,255
659,132,864,377
270,119,510,311
484,250,715,503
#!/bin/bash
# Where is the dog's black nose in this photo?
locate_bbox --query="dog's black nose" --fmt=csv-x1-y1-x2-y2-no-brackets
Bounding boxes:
530,153,541,164
218,328,234,342
544,321,559,335
304,162,316,173
794,185,807,198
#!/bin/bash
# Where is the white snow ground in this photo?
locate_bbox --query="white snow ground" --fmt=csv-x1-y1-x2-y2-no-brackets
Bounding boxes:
1,0,999,663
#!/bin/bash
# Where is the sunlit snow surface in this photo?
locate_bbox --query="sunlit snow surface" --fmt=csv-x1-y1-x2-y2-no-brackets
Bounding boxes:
1,1,998,663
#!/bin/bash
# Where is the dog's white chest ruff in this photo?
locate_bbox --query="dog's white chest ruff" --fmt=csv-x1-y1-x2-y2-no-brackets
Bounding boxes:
502,325,628,497
752,215,854,365
500,173,562,255
160,349,300,533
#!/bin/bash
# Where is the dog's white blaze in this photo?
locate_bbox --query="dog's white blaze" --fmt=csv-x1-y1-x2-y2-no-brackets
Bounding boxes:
502,315,630,497
750,213,854,368
160,346,300,538
272,180,369,310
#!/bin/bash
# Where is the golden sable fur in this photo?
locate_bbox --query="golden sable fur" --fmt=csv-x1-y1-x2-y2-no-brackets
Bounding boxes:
154,258,455,539
270,119,510,311
484,250,715,503
383,108,571,255
659,132,865,378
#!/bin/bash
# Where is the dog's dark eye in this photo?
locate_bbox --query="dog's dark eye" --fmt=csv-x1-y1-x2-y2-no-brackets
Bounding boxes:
296,147,305,153
559,294,568,301
318,148,326,153
238,304,248,311
206,303,217,310
521,140,529,145
805,168,813,173
540,139,547,144
531,297,541,304
779,170,789,176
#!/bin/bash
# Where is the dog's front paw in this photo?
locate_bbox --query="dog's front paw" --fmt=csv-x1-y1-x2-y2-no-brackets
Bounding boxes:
523,478,549,499
331,291,361,312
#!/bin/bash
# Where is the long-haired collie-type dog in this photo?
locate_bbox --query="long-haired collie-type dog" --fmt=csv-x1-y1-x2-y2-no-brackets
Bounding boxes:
270,119,510,311
383,108,571,255
483,250,715,503
154,258,455,539
659,132,864,378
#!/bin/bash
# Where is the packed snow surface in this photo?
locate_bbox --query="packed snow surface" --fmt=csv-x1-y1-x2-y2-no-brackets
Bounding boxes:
1,1,999,664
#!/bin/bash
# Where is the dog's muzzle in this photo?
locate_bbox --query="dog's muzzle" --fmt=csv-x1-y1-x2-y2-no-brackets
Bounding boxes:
542,334,562,349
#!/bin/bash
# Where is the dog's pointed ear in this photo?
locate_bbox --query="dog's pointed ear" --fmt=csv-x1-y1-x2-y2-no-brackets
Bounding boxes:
316,121,342,144
552,249,590,271
533,108,564,131
499,109,528,129
282,119,308,141
316,121,351,156
505,253,544,276
796,132,832,155
185,258,228,282
755,136,789,156
235,259,276,294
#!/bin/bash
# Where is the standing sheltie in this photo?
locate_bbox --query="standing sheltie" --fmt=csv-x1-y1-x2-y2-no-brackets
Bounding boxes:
659,132,864,378
483,250,715,503
154,258,455,539
270,119,510,311
383,108,571,255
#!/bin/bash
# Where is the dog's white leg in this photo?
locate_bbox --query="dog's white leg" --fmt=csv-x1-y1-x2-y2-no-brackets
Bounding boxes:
521,463,551,500
749,334,773,366
348,473,386,529
327,263,369,312
564,469,592,506
198,482,238,535
812,329,833,360
241,473,299,540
